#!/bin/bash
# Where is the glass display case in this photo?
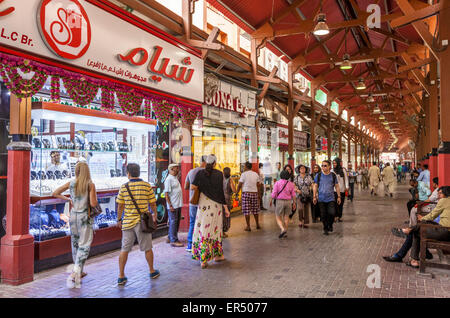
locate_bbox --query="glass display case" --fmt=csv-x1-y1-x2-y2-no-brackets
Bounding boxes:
29,102,157,241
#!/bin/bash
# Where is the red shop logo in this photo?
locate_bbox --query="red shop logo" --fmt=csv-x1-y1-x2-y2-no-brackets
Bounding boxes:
0,0,15,17
38,0,91,59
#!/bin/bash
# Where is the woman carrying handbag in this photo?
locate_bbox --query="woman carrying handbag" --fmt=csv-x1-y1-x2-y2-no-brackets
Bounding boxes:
52,162,98,288
270,170,296,239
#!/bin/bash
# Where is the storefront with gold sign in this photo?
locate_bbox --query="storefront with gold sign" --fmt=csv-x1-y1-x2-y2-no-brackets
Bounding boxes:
193,73,257,211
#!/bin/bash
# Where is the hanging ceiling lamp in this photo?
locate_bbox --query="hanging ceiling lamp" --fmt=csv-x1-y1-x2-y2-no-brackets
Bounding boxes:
356,78,366,90
379,114,385,120
367,93,375,103
340,29,352,70
340,54,352,70
313,2,329,36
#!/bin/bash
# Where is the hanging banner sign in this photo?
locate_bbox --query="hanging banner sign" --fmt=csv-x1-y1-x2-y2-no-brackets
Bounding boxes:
277,125,307,151
0,0,204,102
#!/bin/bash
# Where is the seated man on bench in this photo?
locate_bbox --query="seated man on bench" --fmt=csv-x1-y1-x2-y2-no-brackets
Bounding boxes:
403,186,450,268
383,182,444,265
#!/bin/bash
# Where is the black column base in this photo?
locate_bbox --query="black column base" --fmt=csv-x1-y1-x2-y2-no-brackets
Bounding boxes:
438,142,450,154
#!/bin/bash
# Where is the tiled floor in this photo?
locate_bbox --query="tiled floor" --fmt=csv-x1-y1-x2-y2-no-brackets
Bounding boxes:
0,184,449,298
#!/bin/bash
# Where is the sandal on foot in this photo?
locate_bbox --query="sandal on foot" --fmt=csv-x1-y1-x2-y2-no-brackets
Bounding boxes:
244,227,251,232
201,262,208,269
278,231,287,238
150,270,160,279
117,277,128,285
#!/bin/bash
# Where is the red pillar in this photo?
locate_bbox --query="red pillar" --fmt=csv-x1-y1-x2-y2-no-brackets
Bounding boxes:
429,149,438,187
438,144,450,187
0,142,34,285
310,157,316,171
288,156,294,171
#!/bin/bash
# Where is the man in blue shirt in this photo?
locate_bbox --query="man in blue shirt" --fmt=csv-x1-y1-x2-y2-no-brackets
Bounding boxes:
313,160,341,235
416,164,430,185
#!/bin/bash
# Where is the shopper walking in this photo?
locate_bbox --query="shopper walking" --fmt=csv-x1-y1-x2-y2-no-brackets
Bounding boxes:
397,163,403,183
381,162,396,197
362,164,369,189
274,162,282,182
292,165,313,228
258,163,267,210
116,163,159,285
262,157,273,191
283,164,294,182
222,167,236,238
237,161,261,231
184,155,207,252
191,155,230,269
347,162,357,202
313,160,341,235
270,170,296,238
164,163,184,247
310,164,322,223
368,161,381,195
53,162,97,288
332,158,349,222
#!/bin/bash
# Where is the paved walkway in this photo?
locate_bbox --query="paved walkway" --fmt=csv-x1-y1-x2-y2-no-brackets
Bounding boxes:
0,184,449,298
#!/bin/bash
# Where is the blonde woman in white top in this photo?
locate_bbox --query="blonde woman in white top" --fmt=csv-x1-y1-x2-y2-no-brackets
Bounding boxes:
52,162,98,288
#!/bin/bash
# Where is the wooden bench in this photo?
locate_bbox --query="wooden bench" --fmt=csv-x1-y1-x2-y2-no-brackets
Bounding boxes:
419,223,450,274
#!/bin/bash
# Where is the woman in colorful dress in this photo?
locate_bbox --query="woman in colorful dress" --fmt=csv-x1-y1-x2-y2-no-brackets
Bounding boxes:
191,155,231,269
52,161,98,288
293,165,314,228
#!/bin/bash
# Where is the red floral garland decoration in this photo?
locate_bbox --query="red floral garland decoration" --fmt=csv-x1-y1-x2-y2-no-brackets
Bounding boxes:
144,99,153,120
171,103,182,122
101,87,115,112
62,77,99,106
152,99,172,123
0,59,48,100
116,89,143,116
179,107,201,126
50,76,60,103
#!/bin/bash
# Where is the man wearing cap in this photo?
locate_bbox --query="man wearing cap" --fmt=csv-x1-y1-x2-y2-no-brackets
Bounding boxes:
164,163,184,247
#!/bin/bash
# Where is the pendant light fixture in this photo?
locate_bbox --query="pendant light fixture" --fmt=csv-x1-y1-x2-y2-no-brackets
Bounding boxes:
356,78,366,90
356,63,366,90
313,1,329,36
340,29,352,70
367,93,375,103
340,54,352,70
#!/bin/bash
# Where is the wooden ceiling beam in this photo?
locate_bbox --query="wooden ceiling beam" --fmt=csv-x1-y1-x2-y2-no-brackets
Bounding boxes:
269,12,403,39
394,0,440,60
390,1,449,29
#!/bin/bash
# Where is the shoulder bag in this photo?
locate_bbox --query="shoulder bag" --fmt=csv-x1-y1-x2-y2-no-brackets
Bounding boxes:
87,183,102,219
125,182,157,233
273,180,289,206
